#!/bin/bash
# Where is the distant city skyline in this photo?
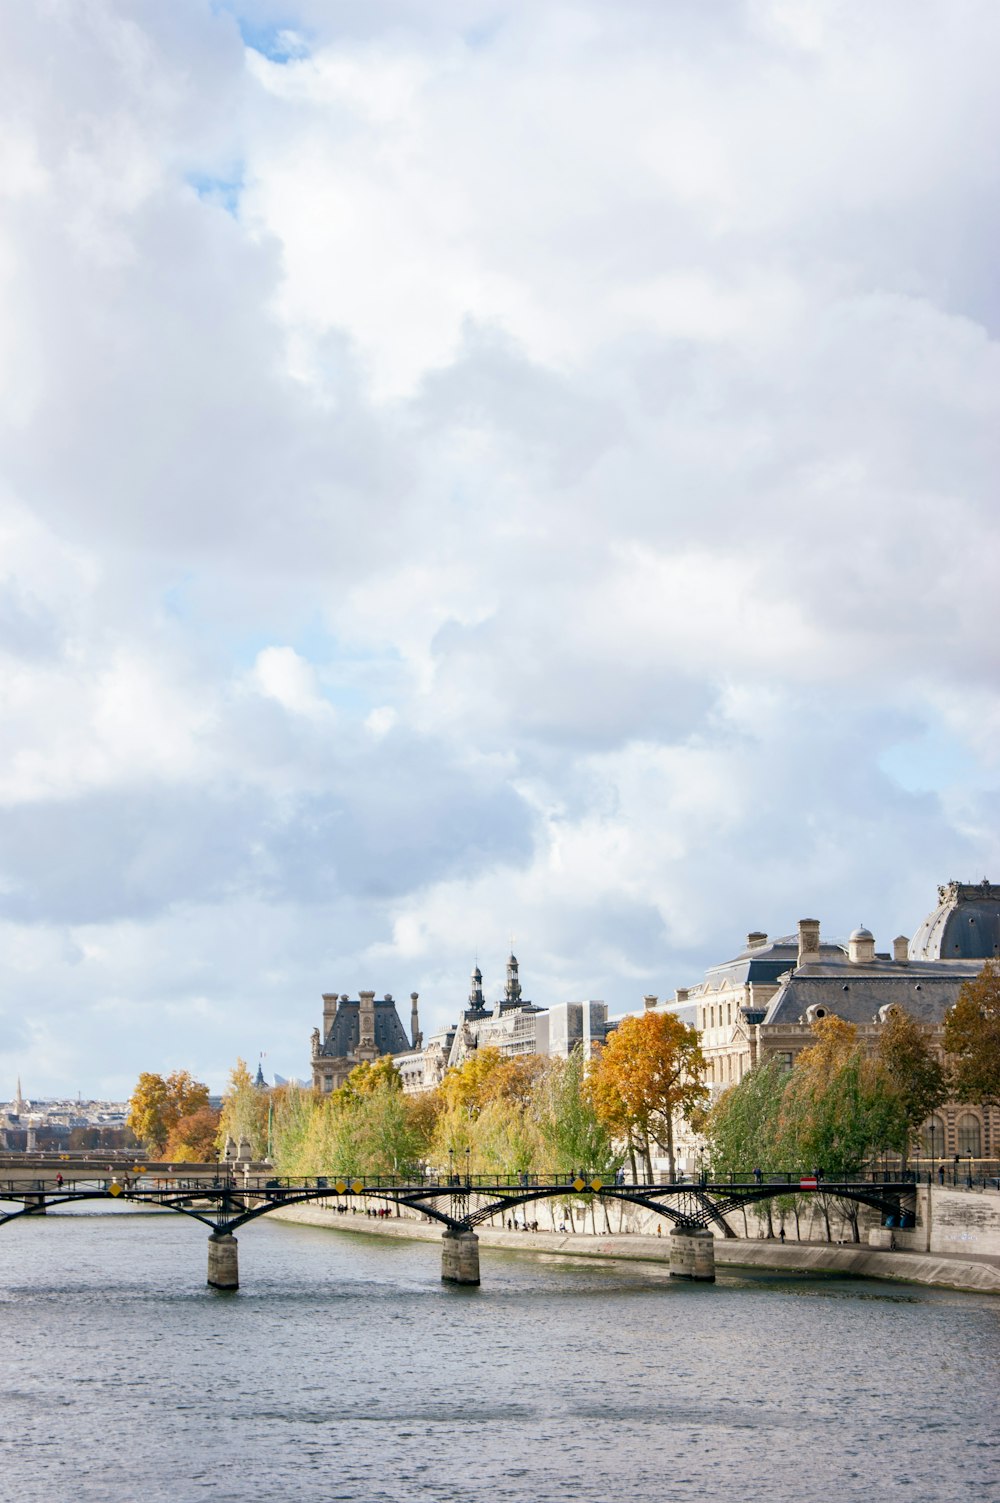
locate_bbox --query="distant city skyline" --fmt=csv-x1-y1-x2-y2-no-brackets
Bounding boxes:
0,2,998,1096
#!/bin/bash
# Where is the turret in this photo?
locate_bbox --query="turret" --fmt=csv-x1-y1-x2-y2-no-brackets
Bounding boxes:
848,926,876,964
503,953,522,1009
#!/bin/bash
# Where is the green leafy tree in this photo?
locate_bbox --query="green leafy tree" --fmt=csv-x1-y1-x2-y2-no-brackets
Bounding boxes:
706,1059,790,1178
538,1048,619,1178
471,1095,542,1176
944,960,1000,1106
875,1007,947,1167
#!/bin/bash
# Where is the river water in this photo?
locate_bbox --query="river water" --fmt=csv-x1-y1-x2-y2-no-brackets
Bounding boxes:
1,1206,997,1503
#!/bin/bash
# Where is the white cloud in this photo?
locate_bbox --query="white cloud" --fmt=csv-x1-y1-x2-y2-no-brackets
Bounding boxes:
249,645,333,719
0,1,998,1092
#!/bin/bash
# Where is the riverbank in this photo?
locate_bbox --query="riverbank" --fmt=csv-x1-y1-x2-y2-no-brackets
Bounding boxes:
269,1203,1000,1295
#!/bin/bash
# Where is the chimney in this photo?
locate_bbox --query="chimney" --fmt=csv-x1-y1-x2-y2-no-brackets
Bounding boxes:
643,994,658,1010
893,935,909,963
322,992,338,1035
675,988,690,1003
747,931,768,949
410,992,422,1049
797,919,821,967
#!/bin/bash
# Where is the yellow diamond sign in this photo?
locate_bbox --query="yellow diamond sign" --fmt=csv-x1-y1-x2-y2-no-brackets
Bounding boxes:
573,1177,586,1193
351,1180,364,1195
335,1180,347,1195
590,1178,603,1192
108,1182,123,1198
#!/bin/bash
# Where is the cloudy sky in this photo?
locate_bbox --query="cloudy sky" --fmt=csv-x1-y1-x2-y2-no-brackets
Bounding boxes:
1,0,998,1098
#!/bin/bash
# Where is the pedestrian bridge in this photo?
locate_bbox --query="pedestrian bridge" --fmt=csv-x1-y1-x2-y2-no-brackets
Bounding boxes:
0,1166,916,1288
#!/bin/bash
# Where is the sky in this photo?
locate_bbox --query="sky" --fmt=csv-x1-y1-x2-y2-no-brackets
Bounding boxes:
1,0,998,1098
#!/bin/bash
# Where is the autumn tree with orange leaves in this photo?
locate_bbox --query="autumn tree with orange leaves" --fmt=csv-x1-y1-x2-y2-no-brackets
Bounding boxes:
590,1011,707,1180
126,1070,211,1156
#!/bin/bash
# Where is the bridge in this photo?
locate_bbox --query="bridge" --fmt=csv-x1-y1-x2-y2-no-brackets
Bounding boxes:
0,1161,916,1288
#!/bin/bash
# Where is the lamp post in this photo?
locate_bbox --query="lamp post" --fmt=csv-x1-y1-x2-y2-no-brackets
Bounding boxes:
448,1148,454,1187
968,1149,974,1188
465,1145,471,1189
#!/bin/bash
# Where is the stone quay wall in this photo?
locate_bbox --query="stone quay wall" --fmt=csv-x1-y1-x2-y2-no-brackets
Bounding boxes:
268,1195,1000,1295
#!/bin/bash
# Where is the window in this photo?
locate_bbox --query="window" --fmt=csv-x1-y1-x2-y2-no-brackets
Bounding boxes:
956,1113,981,1157
776,1051,793,1072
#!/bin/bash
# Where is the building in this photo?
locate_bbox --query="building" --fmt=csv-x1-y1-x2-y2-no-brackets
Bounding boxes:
688,879,1000,1162
396,1023,457,1095
447,954,546,1067
393,956,610,1092
311,990,421,1093
535,1000,609,1060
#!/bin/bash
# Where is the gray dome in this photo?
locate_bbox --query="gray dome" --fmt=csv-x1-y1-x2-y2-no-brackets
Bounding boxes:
909,880,1000,961
850,926,874,942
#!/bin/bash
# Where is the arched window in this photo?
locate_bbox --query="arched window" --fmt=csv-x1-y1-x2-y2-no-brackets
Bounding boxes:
922,1115,946,1157
956,1113,982,1157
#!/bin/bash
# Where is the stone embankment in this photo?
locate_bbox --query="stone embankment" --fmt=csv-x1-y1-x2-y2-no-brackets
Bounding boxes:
270,1202,1000,1295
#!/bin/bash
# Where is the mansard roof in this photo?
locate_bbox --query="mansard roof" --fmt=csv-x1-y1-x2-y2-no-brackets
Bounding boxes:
318,996,411,1060
762,956,983,1028
696,935,845,992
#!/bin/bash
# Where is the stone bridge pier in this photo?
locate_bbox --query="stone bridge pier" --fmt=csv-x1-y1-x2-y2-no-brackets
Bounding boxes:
669,1227,715,1282
208,1232,239,1290
441,1229,480,1285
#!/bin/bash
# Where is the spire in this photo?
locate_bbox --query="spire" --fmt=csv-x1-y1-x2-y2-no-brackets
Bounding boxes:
410,992,422,1049
504,952,522,1008
469,964,485,1010
254,1058,267,1089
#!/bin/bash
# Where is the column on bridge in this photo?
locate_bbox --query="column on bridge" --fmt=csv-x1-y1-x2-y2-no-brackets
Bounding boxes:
441,1228,480,1285
207,1231,239,1290
669,1227,716,1282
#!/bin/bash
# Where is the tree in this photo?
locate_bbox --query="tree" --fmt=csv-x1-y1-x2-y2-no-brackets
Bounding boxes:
439,1048,547,1117
705,1059,790,1178
335,1056,403,1104
538,1048,619,1179
164,1105,222,1162
590,1011,707,1178
776,1017,898,1184
217,1058,270,1159
875,1007,947,1167
127,1070,210,1155
944,960,1000,1106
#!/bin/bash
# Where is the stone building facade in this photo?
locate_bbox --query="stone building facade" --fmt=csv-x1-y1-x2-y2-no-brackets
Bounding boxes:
688,880,1000,1162
311,990,421,1093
